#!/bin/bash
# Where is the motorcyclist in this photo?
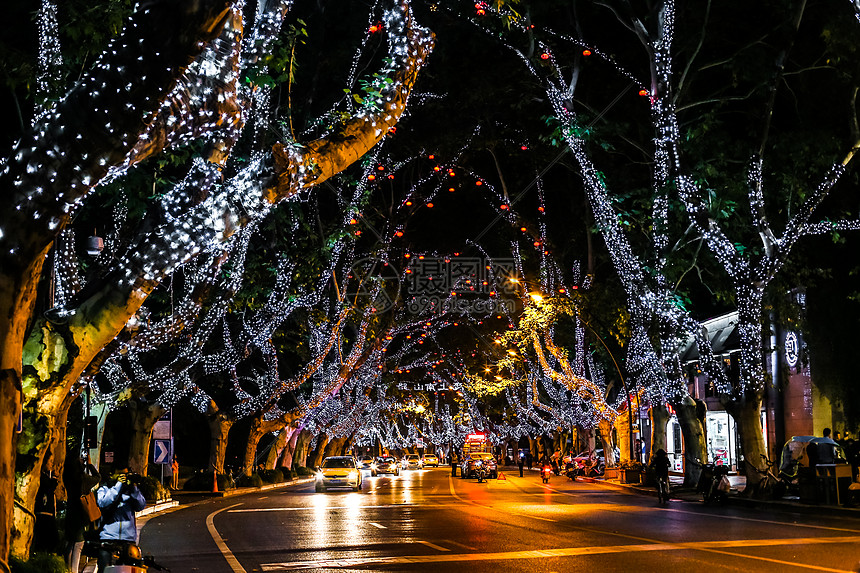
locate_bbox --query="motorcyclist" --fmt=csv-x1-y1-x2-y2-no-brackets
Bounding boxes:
96,468,147,572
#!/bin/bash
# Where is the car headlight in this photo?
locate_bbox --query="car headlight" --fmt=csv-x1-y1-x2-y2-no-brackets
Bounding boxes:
371,463,377,470
475,461,482,466
350,470,358,478
315,471,324,480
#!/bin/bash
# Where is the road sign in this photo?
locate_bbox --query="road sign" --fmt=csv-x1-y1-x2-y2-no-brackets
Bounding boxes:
153,439,171,465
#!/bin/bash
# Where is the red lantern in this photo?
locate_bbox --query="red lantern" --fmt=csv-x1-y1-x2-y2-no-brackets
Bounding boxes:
349,218,358,225
405,200,413,206
427,202,434,208
369,24,380,33
448,187,455,192
540,53,550,60
500,204,508,210
475,180,483,186
367,174,376,181
521,145,528,150
638,89,649,97
520,226,527,232
395,231,404,237
582,49,592,56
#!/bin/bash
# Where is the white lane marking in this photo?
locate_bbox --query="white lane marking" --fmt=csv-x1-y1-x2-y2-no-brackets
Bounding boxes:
206,503,246,573
228,503,412,513
369,522,387,529
443,539,477,551
260,536,860,571
417,540,450,552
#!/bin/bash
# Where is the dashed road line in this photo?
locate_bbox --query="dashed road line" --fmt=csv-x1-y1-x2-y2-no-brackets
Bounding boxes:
417,540,450,552
368,522,387,529
228,503,413,513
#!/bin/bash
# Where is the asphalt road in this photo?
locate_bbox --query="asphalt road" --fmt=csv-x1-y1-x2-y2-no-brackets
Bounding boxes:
139,467,860,572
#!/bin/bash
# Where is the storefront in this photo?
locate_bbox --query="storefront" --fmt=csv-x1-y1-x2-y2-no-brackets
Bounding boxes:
705,410,767,471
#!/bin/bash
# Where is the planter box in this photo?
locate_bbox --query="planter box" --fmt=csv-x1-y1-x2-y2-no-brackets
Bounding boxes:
604,467,620,480
621,469,643,484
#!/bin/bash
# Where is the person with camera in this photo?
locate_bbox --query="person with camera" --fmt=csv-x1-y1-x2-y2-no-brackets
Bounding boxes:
96,467,146,572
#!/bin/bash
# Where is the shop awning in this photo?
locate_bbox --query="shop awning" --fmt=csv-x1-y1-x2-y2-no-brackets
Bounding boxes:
679,311,739,363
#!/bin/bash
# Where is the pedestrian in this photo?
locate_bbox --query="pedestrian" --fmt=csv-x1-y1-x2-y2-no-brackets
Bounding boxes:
635,439,643,463
32,468,59,553
823,427,832,439
517,451,524,477
96,468,146,572
64,455,101,573
451,451,458,477
526,451,532,470
171,457,179,490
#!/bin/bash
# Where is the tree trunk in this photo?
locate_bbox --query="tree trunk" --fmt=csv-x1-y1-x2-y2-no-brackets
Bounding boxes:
242,416,284,476
265,429,290,471
324,437,348,458
277,427,300,471
11,385,75,559
724,391,768,497
127,402,167,476
292,429,312,470
206,401,234,474
674,395,707,487
310,435,329,470
649,403,670,462
598,419,616,466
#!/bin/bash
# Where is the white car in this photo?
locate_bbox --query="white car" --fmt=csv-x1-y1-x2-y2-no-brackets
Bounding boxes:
402,454,423,469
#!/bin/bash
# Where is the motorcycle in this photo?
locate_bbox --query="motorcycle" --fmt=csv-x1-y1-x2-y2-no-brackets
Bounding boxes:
102,541,170,572
475,461,487,483
697,463,730,505
540,465,552,484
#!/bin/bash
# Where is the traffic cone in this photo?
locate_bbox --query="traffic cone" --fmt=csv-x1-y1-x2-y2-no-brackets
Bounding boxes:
497,472,506,480
212,470,219,493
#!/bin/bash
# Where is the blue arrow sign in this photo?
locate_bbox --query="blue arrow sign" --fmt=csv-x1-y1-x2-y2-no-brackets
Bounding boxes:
153,439,171,465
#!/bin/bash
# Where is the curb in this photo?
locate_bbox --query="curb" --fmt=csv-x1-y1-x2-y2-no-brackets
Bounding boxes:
212,477,316,498
135,499,178,518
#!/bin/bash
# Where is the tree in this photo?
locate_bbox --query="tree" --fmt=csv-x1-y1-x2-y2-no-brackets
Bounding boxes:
469,0,860,493
2,0,433,561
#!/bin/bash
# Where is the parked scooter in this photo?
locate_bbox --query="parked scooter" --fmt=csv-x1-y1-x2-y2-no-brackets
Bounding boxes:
541,465,552,484
697,463,730,504
102,541,170,572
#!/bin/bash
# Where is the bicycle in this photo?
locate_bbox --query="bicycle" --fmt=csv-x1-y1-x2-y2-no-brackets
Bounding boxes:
656,474,670,504
757,454,788,499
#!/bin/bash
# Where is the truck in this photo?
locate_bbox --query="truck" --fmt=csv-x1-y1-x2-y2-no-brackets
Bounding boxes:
462,433,491,456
